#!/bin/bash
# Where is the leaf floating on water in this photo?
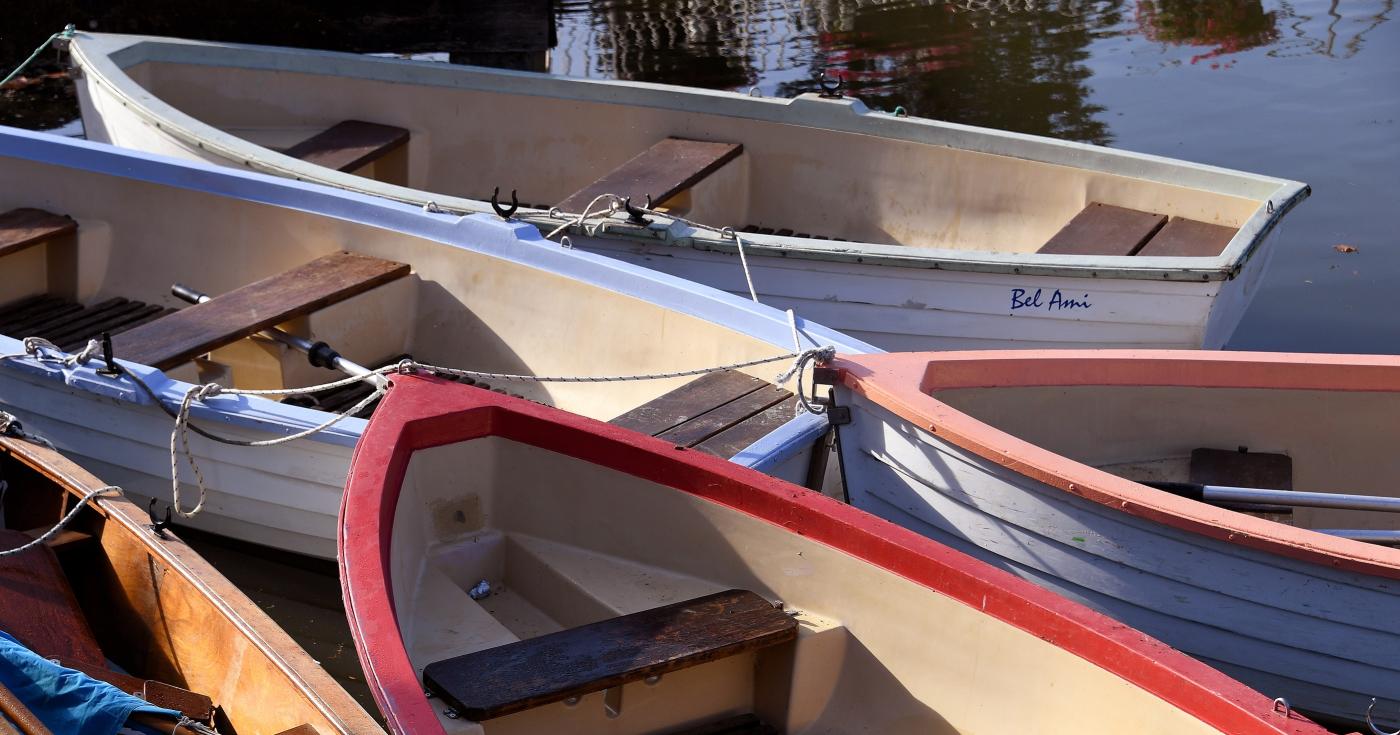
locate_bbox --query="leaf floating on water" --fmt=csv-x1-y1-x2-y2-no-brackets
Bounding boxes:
1334,243,1359,253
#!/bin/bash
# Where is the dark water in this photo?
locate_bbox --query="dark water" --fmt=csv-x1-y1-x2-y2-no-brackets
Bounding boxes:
549,0,1399,353
4,0,1396,351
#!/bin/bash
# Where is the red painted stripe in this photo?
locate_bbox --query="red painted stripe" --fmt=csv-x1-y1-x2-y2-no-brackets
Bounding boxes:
340,374,1327,735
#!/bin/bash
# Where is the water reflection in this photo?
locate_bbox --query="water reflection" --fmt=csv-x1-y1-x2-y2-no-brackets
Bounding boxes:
1136,0,1280,65
1271,0,1394,58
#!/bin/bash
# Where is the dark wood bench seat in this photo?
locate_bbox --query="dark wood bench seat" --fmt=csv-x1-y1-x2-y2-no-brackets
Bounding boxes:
0,207,77,259
610,370,797,459
1038,202,1237,257
558,137,743,214
283,120,410,173
112,251,410,371
422,589,796,721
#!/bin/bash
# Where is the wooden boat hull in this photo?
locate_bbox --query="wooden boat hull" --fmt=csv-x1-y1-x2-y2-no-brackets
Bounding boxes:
69,33,1307,351
0,435,382,733
339,373,1329,735
830,351,1400,728
0,127,871,558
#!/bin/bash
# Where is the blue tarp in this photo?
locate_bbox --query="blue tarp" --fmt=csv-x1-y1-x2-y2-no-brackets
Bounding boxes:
0,631,181,735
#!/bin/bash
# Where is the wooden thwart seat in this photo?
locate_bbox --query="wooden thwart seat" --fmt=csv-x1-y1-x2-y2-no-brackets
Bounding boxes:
422,589,796,721
558,137,743,214
1137,217,1237,257
0,207,76,259
283,120,410,173
1039,202,1237,257
611,370,796,459
112,251,410,371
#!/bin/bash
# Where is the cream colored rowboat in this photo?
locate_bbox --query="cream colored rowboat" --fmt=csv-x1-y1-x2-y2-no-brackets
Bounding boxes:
339,373,1332,735
0,127,869,559
68,32,1308,351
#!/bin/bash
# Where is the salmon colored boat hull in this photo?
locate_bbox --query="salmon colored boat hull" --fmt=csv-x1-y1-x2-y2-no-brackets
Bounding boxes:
829,349,1400,729
339,374,1327,735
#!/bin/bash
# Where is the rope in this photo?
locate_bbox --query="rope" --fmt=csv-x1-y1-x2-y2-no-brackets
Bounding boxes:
0,485,120,558
721,227,761,302
0,411,55,450
3,334,832,520
1,25,75,89
546,197,766,303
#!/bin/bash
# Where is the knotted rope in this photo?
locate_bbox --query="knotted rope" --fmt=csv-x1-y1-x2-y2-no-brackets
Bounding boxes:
4,342,833,521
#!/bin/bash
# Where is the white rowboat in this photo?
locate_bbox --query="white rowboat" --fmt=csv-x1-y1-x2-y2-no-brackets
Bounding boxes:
69,32,1308,351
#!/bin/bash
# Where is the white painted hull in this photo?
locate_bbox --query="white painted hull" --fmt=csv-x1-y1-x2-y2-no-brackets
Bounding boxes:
0,129,873,560
579,231,1277,350
0,366,352,558
834,389,1400,728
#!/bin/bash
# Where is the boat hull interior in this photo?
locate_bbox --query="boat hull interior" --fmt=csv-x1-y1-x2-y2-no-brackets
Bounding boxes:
74,34,1297,262
0,438,381,734
346,378,1322,735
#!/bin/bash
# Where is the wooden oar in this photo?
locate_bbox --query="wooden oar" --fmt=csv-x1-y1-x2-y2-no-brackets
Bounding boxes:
1145,481,1400,513
170,283,388,389
0,681,52,735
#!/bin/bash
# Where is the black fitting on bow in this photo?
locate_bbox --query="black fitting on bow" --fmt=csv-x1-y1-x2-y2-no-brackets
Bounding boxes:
817,72,844,99
306,341,341,370
623,195,652,225
97,331,120,377
491,187,518,219
148,498,173,538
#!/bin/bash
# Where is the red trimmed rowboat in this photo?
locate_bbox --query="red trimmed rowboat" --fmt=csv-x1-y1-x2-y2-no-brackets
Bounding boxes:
339,373,1330,735
826,350,1400,730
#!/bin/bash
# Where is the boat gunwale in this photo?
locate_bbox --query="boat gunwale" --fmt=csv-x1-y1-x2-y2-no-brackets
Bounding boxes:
0,434,385,734
70,32,1310,282
831,349,1400,580
0,126,871,468
338,372,1328,735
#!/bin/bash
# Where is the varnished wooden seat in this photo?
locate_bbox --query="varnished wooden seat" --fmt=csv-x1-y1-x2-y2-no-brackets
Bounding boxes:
1039,202,1238,257
558,137,743,214
610,370,796,458
283,120,410,173
112,251,410,371
422,589,796,721
0,207,77,259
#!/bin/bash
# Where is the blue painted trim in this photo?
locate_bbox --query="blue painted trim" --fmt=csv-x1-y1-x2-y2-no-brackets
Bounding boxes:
0,127,876,457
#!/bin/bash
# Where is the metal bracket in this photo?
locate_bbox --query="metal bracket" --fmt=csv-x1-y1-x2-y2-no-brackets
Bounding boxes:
490,187,519,220
603,685,623,718
97,332,122,377
147,498,173,538
817,72,844,99
825,405,851,425
812,366,840,386
623,195,652,225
